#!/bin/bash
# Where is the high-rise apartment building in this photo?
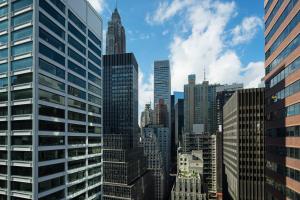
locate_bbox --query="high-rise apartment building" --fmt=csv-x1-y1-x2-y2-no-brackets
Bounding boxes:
264,0,300,199
184,75,220,133
171,150,207,200
106,8,126,55
223,88,265,200
0,0,103,199
103,53,153,200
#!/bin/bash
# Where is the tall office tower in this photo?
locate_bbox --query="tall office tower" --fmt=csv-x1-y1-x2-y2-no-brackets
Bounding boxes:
175,99,184,150
171,95,176,171
142,127,167,200
184,74,220,133
140,103,154,129
0,0,103,199
223,88,265,200
215,83,243,199
154,99,168,127
182,132,217,198
154,60,171,110
171,150,207,200
103,53,153,200
264,0,300,199
106,8,126,55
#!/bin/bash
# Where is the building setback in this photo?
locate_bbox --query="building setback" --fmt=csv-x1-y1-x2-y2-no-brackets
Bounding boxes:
0,0,103,199
264,0,300,199
103,53,153,200
223,88,265,200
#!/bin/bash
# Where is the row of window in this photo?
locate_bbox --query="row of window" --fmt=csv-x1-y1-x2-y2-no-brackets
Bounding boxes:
0,57,32,73
40,0,65,26
267,57,300,88
0,26,32,46
0,11,32,33
265,0,299,45
286,102,300,117
267,146,300,160
265,12,300,60
265,0,283,29
266,34,300,75
274,78,300,101
0,41,32,60
266,161,300,183
0,104,32,116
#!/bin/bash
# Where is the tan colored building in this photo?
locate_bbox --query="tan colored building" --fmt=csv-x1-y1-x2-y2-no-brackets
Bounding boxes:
264,0,300,199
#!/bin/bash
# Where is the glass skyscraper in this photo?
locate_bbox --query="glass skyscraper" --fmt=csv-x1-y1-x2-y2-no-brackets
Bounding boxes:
0,0,103,199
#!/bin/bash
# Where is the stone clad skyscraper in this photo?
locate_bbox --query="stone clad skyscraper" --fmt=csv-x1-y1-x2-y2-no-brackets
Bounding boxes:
106,8,126,55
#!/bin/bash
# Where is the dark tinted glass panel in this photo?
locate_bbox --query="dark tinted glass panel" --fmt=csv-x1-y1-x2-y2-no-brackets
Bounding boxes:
12,0,32,12
68,136,85,145
39,58,65,79
68,123,86,133
39,28,65,53
12,27,32,42
39,0,65,26
88,30,101,48
39,176,64,193
39,105,65,118
11,120,32,130
68,73,85,88
68,111,85,122
39,136,64,146
68,98,86,110
0,63,7,73
68,60,86,77
39,74,65,91
39,89,65,105
11,73,32,85
88,126,101,134
68,48,85,66
11,104,32,115
0,78,7,87
39,150,65,161
39,163,64,177
68,10,86,32
88,40,101,56
11,57,32,71
11,181,32,192
11,11,32,27
88,61,101,76
68,23,85,43
68,35,85,54
68,86,86,100
11,89,32,100
88,73,101,85
39,12,65,39
88,51,101,65
11,42,32,56
39,120,65,132
11,136,32,145
11,151,32,161
39,43,65,66
0,92,7,102
68,159,85,170
88,105,101,114
49,0,65,12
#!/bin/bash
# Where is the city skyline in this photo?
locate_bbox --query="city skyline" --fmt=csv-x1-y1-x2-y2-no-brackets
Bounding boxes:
87,0,265,113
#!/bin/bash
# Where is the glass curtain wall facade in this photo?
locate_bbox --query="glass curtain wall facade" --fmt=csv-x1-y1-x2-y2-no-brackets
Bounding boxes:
264,0,300,199
0,0,103,199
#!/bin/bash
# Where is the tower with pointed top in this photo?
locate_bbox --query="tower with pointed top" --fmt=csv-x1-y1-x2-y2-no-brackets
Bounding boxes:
106,7,126,55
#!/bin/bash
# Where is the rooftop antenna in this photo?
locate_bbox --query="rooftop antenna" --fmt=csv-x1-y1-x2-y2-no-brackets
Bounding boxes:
115,0,118,9
204,66,206,81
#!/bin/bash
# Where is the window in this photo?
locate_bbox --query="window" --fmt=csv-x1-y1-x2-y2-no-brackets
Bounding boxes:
39,12,65,39
11,73,32,85
0,107,7,116
88,115,101,124
11,11,32,27
39,163,64,177
11,104,32,115
0,20,7,31
67,182,85,196
39,176,64,193
68,73,85,89
88,73,101,85
0,6,7,17
39,0,65,26
49,0,65,13
0,63,7,73
68,86,86,100
11,166,32,177
68,48,85,66
0,150,6,159
39,105,65,118
39,43,65,66
11,151,32,161
88,147,101,154
11,89,32,100
88,83,101,96
39,120,65,132
0,34,7,45
88,94,101,105
0,77,7,87
68,60,86,77
68,10,86,32
68,136,85,145
68,159,85,170
39,190,65,200
12,42,32,56
88,51,101,65
11,181,32,192
39,28,65,53
68,148,85,157
68,98,86,111
265,0,283,29
39,58,65,79
68,23,85,43
11,120,32,130
68,170,85,183
12,0,32,12
0,136,6,145
88,126,101,134
39,89,65,105
88,30,101,48
88,137,101,144
88,166,101,176
39,74,65,91
88,156,101,165
68,35,86,54
68,123,86,133
0,166,6,174
88,61,101,76
68,111,86,122
0,92,7,102
0,48,7,60
11,57,32,71
88,105,101,114
88,41,101,56
39,136,64,146
39,150,65,162
12,27,32,42
11,136,32,145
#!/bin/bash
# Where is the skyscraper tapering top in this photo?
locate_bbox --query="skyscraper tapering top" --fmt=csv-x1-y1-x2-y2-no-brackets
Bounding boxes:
106,8,126,55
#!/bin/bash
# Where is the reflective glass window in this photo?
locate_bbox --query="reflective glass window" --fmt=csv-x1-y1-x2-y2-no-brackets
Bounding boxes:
11,57,32,71
39,89,65,105
39,74,65,91
11,11,32,27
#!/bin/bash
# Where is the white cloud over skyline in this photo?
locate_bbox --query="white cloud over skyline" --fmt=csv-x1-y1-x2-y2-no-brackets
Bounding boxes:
88,0,105,13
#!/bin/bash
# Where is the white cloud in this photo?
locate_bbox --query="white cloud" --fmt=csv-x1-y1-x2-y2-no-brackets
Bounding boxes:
231,16,263,45
88,0,105,13
145,0,264,95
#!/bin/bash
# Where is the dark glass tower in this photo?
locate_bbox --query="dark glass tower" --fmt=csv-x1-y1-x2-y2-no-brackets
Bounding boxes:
106,8,126,55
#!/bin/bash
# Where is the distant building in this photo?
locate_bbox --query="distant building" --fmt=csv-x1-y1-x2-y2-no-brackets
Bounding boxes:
141,103,154,128
215,83,243,199
223,88,265,200
171,151,207,200
175,99,184,152
154,99,168,127
182,130,217,198
184,74,220,133
106,8,126,55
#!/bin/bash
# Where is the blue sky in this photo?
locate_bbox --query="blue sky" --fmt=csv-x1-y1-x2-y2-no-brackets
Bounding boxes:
88,0,265,111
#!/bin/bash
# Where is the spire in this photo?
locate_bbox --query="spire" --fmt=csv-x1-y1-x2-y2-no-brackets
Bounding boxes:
204,66,206,81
